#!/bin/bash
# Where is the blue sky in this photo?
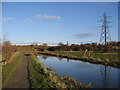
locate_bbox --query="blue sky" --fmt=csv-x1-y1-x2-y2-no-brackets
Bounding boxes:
2,2,118,45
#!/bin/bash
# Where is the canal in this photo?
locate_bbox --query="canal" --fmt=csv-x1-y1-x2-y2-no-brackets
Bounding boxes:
37,55,119,88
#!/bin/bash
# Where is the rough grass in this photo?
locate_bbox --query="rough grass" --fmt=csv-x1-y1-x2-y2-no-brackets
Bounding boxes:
2,53,23,88
28,56,66,88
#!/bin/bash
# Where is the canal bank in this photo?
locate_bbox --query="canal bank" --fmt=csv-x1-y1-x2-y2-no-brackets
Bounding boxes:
28,55,91,88
37,51,119,68
37,54,119,88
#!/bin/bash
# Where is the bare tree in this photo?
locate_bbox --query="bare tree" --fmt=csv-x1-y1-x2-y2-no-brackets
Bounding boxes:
2,41,12,60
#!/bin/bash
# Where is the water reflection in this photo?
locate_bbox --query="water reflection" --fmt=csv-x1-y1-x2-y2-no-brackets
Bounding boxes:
100,66,110,88
38,55,50,60
56,57,63,60
41,55,48,60
67,59,70,62
38,55,118,88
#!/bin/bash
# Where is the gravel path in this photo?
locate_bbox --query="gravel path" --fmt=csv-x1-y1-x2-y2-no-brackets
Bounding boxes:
6,55,30,88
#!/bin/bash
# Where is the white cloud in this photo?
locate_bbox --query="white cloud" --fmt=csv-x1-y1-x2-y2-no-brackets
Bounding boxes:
25,18,35,24
74,33,96,39
29,20,35,23
89,26,100,31
33,14,62,20
33,15,41,19
43,14,61,20
2,17,15,22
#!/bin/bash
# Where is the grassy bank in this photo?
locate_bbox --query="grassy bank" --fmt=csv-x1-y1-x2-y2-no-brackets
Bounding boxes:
2,53,24,88
37,51,120,68
28,55,66,88
54,51,119,61
28,55,91,88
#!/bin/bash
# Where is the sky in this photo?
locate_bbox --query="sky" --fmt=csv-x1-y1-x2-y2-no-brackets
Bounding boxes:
2,0,120,2
2,2,118,45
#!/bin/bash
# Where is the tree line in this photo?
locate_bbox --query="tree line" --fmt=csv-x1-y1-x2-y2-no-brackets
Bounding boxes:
35,41,120,53
1,41,119,61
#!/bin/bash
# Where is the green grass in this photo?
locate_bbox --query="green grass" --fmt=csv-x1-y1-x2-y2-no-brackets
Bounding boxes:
2,53,24,88
28,56,67,88
28,56,49,88
54,51,119,61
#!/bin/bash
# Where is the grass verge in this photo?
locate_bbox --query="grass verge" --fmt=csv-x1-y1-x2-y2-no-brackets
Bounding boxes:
2,53,24,88
28,55,67,88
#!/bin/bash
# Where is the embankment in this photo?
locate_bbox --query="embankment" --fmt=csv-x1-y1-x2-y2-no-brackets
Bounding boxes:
37,51,119,68
28,55,91,88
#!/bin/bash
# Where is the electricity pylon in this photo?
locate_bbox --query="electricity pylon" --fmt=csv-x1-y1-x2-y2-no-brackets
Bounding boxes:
99,12,112,45
99,12,112,88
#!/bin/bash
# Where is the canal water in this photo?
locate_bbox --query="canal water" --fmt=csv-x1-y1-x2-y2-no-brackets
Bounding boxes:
37,55,119,88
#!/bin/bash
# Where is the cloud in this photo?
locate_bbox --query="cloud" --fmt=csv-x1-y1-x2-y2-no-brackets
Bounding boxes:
33,14,62,20
25,18,35,24
89,26,100,31
43,15,61,20
74,33,95,39
29,20,35,23
33,15,41,19
2,17,15,22
47,42,58,46
73,62,95,68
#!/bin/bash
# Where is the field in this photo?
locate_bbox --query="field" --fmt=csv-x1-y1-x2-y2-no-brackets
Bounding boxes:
53,51,119,61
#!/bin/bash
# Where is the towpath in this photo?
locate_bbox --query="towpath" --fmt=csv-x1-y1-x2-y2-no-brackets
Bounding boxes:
6,55,30,88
